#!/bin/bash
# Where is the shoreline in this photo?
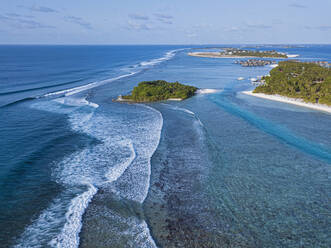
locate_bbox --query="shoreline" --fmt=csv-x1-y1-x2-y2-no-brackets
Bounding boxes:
188,52,288,59
242,90,331,114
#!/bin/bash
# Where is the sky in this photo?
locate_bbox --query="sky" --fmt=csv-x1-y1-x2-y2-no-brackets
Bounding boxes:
0,0,330,44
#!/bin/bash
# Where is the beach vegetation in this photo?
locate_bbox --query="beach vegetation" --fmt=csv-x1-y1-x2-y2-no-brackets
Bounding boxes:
123,80,198,102
254,61,331,105
223,48,288,58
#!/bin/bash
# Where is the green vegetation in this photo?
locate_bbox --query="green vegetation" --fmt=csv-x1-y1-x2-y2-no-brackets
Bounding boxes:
123,80,198,102
254,61,331,105
223,48,288,58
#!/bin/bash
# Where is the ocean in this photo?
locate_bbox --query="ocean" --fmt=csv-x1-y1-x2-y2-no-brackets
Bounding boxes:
0,45,330,248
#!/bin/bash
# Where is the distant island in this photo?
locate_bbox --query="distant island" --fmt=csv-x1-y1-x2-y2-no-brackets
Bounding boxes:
189,48,289,59
117,80,198,102
253,61,331,105
235,59,277,67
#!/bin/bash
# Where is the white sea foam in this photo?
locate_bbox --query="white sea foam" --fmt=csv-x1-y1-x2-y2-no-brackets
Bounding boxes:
44,73,135,97
43,49,181,99
108,104,163,203
95,211,157,248
105,140,136,183
139,50,177,67
270,64,279,68
14,196,68,248
128,219,157,248
49,184,97,248
174,106,195,115
137,105,163,203
54,97,99,108
164,104,205,143
161,103,196,116
23,96,162,247
17,48,178,248
196,118,204,127
44,82,98,97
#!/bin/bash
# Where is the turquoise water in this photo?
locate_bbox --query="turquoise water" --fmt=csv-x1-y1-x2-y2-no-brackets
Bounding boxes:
0,45,330,247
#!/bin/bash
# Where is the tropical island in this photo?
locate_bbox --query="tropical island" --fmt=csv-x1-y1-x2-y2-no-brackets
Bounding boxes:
254,61,331,104
116,80,198,102
189,48,289,59
235,59,277,67
243,61,331,113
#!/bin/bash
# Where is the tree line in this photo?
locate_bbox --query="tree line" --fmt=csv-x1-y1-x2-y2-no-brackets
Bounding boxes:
123,80,198,102
254,61,331,105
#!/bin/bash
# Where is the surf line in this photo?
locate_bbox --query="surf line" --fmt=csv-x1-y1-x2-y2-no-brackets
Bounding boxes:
43,49,182,98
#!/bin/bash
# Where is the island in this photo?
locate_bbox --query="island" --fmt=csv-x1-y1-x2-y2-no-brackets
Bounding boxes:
188,48,289,59
116,80,198,102
235,59,277,67
243,61,331,113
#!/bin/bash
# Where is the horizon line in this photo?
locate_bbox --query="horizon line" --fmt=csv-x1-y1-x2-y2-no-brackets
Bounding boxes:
0,43,330,46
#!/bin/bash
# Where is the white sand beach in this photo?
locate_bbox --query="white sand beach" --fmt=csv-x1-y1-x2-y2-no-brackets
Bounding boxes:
242,91,331,114
167,98,183,101
197,88,221,94
287,54,299,58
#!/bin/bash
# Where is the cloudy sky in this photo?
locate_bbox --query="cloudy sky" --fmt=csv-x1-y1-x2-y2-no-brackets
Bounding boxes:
0,0,330,44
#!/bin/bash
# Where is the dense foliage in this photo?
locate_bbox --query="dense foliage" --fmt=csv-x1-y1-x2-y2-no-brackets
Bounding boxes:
123,80,198,102
224,49,287,58
254,61,331,105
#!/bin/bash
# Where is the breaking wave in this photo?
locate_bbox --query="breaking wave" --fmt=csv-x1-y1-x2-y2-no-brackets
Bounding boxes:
43,49,181,98
13,48,178,248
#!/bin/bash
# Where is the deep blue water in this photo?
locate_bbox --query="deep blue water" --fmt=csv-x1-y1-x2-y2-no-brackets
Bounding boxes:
0,45,330,248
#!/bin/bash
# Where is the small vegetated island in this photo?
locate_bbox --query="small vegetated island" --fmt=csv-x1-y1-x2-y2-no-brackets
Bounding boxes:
188,48,288,59
118,80,198,102
235,59,277,67
253,61,331,105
